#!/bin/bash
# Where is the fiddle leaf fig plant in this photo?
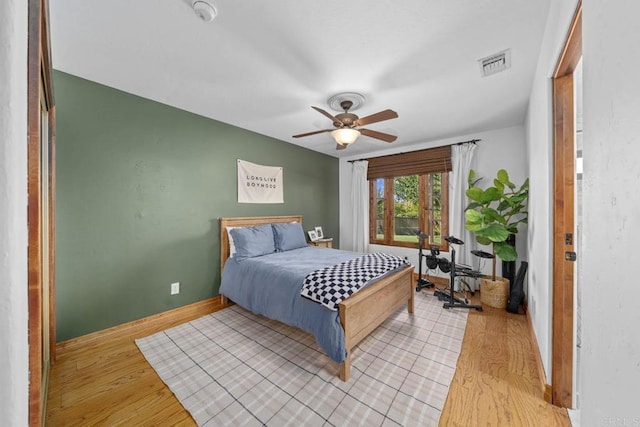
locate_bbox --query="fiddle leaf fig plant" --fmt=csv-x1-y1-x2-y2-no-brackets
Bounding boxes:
464,169,529,281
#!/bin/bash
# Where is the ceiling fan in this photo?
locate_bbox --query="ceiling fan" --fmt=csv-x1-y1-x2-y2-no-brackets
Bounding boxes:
292,100,398,150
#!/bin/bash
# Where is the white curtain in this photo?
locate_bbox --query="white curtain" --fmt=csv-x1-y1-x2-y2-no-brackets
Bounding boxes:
450,143,477,288
351,160,369,253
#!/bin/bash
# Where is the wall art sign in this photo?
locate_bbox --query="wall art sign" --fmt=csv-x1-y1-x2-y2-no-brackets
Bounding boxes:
237,159,283,204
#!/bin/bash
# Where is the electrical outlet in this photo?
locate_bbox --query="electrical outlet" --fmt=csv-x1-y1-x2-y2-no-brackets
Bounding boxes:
171,282,180,295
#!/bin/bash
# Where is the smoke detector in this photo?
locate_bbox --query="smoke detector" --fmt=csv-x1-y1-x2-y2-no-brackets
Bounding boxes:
192,1,217,22
479,49,511,77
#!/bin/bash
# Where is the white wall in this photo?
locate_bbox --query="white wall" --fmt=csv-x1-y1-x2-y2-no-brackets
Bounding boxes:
524,0,580,386
580,1,640,421
339,125,527,279
0,0,30,425
526,1,640,419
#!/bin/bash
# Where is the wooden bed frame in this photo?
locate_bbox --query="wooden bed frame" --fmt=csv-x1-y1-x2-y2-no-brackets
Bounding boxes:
219,215,414,381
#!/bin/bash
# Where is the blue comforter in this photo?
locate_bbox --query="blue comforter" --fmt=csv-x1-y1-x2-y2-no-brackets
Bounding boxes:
220,246,363,363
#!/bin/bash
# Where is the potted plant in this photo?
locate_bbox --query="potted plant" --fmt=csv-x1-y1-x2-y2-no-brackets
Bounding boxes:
464,169,529,307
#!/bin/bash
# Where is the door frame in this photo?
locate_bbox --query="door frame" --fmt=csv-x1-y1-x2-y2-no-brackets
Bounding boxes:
552,1,581,408
27,0,56,424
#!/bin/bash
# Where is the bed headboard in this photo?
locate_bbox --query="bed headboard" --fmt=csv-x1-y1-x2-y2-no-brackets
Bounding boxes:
219,215,303,270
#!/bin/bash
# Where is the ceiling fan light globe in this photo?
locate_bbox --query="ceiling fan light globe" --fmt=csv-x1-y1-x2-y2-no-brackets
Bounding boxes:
331,128,360,145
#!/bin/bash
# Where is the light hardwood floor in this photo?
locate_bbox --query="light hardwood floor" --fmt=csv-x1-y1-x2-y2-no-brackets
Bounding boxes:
46,292,570,426
439,295,569,426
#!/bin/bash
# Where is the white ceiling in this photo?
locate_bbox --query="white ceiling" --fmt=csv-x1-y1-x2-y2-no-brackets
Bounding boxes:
50,0,551,158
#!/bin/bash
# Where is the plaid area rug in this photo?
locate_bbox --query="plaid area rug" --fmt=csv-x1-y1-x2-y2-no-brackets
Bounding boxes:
136,291,468,426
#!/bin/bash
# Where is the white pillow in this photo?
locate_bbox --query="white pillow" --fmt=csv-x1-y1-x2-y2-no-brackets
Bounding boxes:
226,226,239,257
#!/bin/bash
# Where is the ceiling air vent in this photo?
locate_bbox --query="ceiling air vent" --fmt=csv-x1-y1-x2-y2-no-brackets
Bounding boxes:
479,49,511,77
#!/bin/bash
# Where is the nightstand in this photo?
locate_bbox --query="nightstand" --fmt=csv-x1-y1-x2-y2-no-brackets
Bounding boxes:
309,238,333,248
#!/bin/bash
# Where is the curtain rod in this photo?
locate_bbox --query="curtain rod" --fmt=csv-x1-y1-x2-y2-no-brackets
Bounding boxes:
347,138,481,163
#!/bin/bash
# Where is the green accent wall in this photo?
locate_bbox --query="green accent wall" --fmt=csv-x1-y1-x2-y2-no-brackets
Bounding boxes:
54,71,340,341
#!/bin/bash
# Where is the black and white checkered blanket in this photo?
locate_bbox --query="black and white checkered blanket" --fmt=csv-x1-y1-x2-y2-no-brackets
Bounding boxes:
300,252,410,311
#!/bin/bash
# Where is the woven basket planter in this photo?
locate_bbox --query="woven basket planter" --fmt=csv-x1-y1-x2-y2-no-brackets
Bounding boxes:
480,277,510,309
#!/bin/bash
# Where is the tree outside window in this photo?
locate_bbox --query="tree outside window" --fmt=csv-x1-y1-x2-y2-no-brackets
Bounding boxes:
370,173,448,250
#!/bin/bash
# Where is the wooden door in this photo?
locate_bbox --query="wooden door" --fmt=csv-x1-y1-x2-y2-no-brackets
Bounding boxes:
552,2,581,408
28,0,56,424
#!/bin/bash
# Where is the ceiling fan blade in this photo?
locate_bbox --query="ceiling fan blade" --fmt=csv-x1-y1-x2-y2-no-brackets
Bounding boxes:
292,129,333,138
354,109,398,126
359,128,397,143
336,143,347,150
311,106,342,126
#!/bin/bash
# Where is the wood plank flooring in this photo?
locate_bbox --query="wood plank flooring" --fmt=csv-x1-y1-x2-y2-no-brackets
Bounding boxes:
439,294,569,426
46,291,570,426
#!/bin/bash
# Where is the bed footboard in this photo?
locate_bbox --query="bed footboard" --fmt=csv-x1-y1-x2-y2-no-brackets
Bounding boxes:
338,265,414,381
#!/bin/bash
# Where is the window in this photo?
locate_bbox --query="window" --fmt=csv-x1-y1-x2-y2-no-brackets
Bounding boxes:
367,146,451,250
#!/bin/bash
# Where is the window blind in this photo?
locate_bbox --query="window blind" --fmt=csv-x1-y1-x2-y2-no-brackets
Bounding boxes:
366,145,452,180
